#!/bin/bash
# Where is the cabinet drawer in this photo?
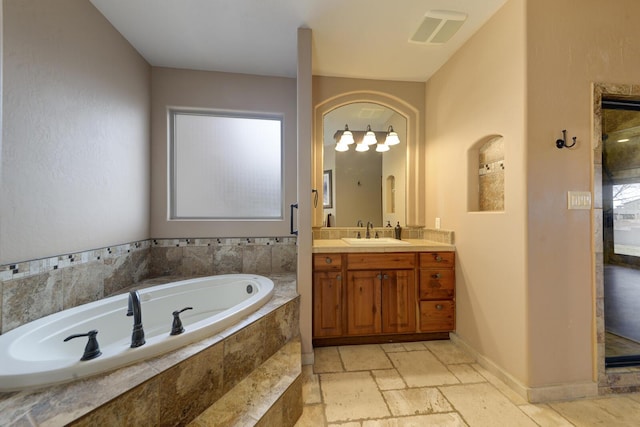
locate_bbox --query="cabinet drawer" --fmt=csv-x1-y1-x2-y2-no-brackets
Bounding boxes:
419,252,455,268
420,300,455,332
313,254,342,270
347,253,416,270
419,269,455,300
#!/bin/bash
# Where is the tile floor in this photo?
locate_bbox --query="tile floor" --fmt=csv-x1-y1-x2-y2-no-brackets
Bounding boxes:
295,340,640,426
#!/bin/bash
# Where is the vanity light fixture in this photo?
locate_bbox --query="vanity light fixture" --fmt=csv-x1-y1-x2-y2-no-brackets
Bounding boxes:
335,141,349,152
355,142,370,152
363,125,378,145
334,124,400,152
339,124,354,145
376,142,390,152
385,125,400,145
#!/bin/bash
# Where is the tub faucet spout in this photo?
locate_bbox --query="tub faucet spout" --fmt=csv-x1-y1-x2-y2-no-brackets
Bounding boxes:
127,290,145,348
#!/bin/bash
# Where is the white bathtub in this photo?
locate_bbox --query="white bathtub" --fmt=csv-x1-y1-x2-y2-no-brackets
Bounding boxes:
0,274,274,392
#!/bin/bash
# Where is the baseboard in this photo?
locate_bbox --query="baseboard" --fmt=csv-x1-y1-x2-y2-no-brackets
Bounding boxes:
450,333,598,403
302,351,314,366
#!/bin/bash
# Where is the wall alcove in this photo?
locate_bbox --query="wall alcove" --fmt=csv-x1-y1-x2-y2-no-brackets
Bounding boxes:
468,135,504,212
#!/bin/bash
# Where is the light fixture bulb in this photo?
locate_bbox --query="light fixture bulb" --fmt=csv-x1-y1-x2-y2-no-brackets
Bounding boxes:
335,142,349,152
385,125,400,146
355,142,369,152
340,124,354,145
363,125,377,145
376,143,390,152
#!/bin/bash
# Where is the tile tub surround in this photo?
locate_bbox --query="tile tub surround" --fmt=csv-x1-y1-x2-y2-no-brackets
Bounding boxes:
0,273,300,426
0,237,297,333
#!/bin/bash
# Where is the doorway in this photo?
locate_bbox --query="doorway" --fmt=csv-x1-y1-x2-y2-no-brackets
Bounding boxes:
601,97,640,367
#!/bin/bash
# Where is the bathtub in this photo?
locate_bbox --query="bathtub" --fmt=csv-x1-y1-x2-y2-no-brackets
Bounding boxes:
0,274,274,392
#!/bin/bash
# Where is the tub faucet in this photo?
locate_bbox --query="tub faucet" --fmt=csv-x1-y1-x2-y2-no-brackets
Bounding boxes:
127,290,145,348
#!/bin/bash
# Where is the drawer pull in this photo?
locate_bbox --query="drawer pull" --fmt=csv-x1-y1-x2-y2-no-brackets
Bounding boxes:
434,255,443,262
431,273,441,279
325,257,332,264
435,304,443,310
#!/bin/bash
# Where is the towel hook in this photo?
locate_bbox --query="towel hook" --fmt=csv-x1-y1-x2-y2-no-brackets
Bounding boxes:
556,129,577,149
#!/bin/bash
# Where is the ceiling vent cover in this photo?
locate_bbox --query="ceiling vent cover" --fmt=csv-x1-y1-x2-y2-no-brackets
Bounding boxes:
410,10,468,44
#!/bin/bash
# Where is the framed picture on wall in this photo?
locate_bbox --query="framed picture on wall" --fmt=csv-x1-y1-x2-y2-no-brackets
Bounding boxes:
323,170,333,208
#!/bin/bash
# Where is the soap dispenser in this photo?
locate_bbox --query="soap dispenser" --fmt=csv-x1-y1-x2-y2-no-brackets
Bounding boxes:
394,222,402,240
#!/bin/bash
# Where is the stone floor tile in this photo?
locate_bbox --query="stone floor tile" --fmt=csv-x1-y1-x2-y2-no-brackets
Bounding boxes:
550,396,640,427
383,387,452,416
440,383,537,427
372,369,407,391
424,340,476,364
388,350,459,387
471,363,528,405
320,371,390,422
448,364,486,384
302,365,322,404
402,341,428,351
295,404,326,426
339,345,393,371
314,346,344,373
381,342,407,353
362,413,468,426
518,404,573,427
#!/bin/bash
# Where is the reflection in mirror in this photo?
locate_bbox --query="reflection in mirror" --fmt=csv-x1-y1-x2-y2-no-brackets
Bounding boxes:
322,102,406,227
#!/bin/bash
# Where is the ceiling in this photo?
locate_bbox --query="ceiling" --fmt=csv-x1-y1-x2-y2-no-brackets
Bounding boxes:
90,0,507,82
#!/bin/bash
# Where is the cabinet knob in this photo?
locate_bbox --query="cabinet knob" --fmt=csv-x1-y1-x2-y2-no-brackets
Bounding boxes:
336,274,341,281
435,304,443,310
325,257,332,264
383,274,389,280
434,255,443,262
431,273,441,279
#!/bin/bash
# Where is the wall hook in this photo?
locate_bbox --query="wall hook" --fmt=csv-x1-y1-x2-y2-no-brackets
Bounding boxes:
556,129,577,149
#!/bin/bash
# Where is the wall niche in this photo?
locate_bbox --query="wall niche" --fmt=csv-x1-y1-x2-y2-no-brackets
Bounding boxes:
468,135,504,212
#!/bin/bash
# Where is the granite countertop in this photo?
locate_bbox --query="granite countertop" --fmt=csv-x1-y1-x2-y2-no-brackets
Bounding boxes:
312,238,455,253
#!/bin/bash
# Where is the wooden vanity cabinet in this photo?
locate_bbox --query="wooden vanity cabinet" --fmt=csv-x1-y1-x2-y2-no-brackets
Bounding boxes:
313,251,454,345
418,252,455,332
312,254,344,337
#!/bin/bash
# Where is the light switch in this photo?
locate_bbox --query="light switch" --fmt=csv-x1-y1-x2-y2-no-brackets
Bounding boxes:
567,191,592,210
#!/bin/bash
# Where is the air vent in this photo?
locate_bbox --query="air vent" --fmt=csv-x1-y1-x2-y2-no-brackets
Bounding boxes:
410,10,467,44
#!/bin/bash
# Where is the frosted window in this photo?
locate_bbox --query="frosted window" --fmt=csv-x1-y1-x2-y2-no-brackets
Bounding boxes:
170,111,283,219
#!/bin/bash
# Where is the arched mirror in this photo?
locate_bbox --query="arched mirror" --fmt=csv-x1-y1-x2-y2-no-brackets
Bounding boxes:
312,90,423,229
322,103,407,227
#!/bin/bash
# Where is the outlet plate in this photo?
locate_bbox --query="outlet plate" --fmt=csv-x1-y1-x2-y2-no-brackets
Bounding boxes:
567,191,592,210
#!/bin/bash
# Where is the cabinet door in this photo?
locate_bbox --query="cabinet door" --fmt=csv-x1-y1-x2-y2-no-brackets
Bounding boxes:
347,271,382,335
313,271,343,337
381,270,416,333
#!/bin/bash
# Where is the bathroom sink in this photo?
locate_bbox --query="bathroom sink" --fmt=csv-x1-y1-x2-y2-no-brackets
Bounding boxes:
341,237,411,246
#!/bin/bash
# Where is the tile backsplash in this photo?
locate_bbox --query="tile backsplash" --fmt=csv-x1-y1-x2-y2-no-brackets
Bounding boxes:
0,237,297,334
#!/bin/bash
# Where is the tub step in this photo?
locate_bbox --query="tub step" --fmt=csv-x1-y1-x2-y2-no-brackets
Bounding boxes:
188,338,302,427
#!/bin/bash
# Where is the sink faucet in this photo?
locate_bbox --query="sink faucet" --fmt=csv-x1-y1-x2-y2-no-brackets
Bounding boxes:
357,219,363,227
366,221,373,239
127,290,145,348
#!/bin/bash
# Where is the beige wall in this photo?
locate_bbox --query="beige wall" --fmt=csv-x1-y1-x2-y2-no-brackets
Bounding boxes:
1,0,151,265
526,0,640,387
150,67,297,238
425,0,529,385
427,0,640,392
